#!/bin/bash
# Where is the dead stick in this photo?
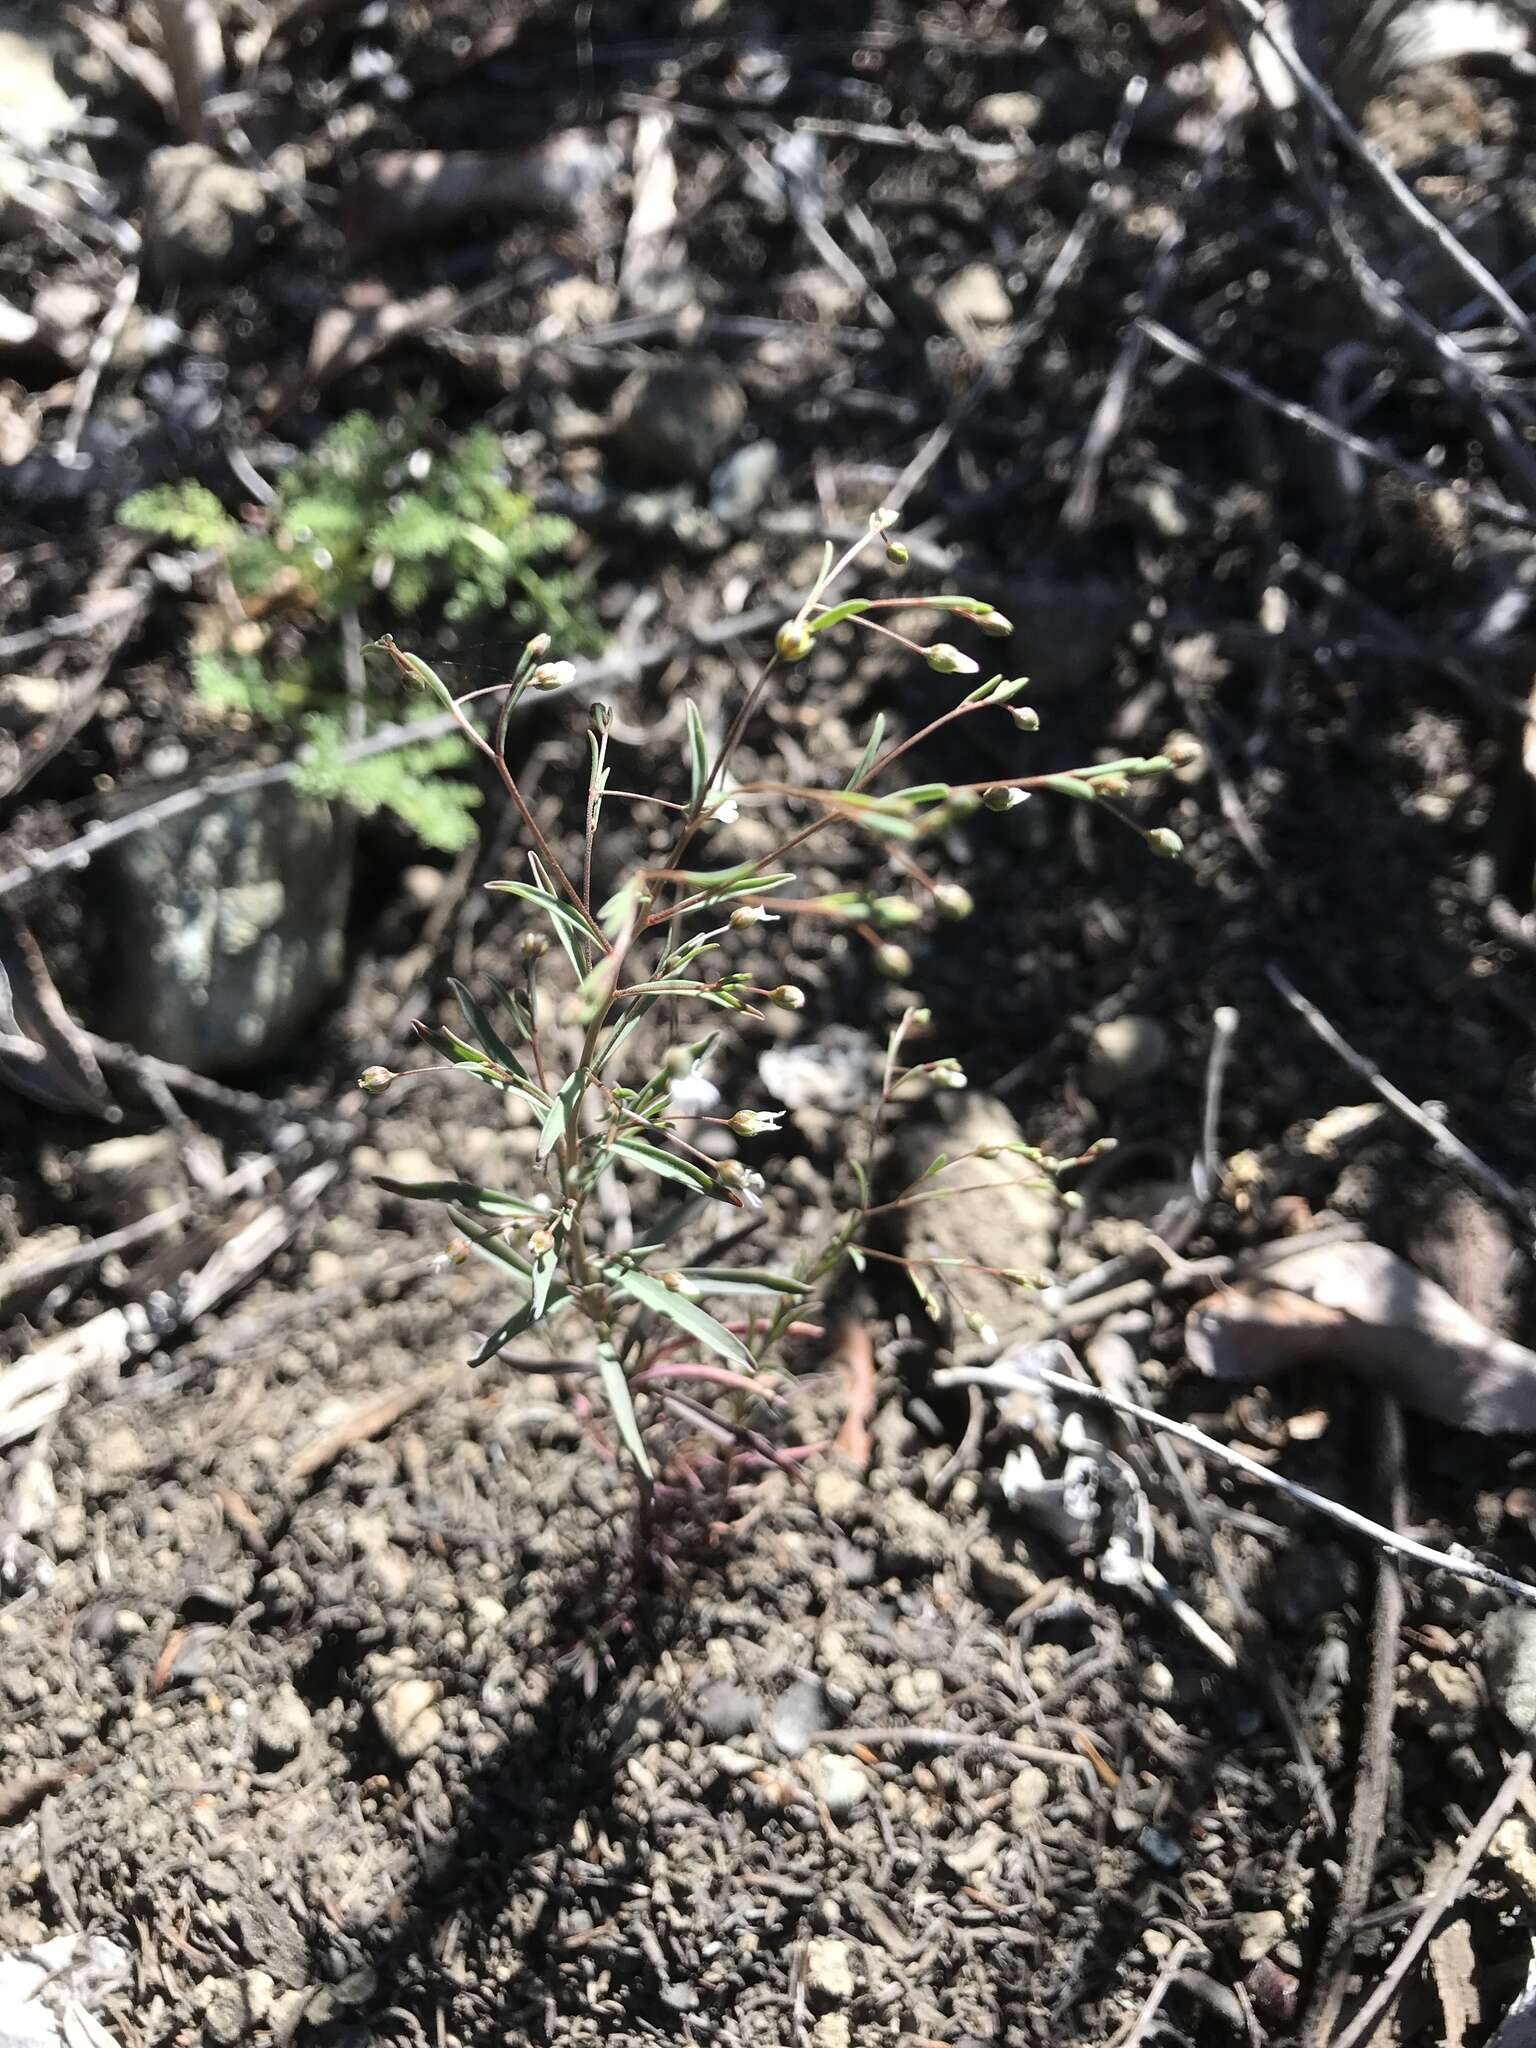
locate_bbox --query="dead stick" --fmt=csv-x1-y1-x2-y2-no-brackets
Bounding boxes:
1267,965,1535,1236
1302,1394,1405,2046
1333,1749,1534,2048
283,1361,461,1486
939,1361,1536,1608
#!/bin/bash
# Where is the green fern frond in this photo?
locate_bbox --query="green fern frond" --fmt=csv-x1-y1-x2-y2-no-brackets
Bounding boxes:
120,482,241,549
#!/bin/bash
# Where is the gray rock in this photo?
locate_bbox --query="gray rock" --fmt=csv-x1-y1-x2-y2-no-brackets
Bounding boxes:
611,363,746,482
803,1937,856,2008
373,1677,443,1762
769,1676,834,1758
1084,1015,1170,1099
196,1970,275,2045
937,262,1012,332
709,438,780,526
694,1678,760,1740
106,781,353,1075
1483,1604,1536,1740
142,143,267,282
256,1685,312,1767
974,91,1042,132
800,1750,869,1820
878,1493,950,1578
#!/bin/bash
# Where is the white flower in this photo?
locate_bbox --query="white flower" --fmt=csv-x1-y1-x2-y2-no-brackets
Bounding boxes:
718,1160,766,1210
707,796,741,826
667,1065,721,1118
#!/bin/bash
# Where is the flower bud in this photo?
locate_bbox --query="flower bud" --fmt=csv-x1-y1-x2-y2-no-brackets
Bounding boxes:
872,895,921,928
769,984,806,1011
1146,827,1183,860
528,1227,555,1256
983,786,1030,811
870,506,898,531
521,932,550,961
729,904,775,928
1009,705,1040,732
358,1065,395,1094
524,633,551,661
964,1310,999,1343
775,620,814,662
530,660,575,692
874,942,912,978
1094,774,1129,797
924,642,979,675
660,1270,699,1296
445,1236,471,1265
932,1059,968,1090
885,538,909,567
933,883,973,920
729,1108,784,1136
976,611,1013,637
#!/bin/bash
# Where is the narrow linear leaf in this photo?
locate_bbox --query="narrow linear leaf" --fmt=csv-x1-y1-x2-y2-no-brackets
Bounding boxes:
470,1283,570,1366
487,878,601,967
846,711,886,791
809,598,872,634
530,1238,560,1318
537,1069,588,1161
597,1341,654,1480
685,698,710,813
1043,774,1099,802
612,1136,717,1195
617,1270,755,1370
678,1268,813,1298
375,1176,540,1217
449,978,528,1079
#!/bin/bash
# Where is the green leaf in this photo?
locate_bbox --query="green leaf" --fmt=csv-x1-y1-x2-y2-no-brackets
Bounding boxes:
449,978,529,1080
611,1137,716,1195
809,598,872,633
1043,774,1099,801
537,1069,587,1162
676,1268,812,1298
119,481,241,549
471,1286,569,1366
616,1270,755,1370
597,1340,653,1480
685,698,710,813
374,1175,540,1217
487,876,602,968
846,712,885,791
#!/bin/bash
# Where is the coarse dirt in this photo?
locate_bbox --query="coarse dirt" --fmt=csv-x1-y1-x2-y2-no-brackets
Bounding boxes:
5,4,1536,2045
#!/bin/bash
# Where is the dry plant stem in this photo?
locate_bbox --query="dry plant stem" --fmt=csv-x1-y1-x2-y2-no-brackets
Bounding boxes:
1267,965,1536,1237
1331,1749,1535,2048
1140,318,1535,533
811,1724,1099,1793
1192,1004,1239,1209
57,266,139,468
1222,0,1536,360
153,0,224,139
0,603,783,906
1301,1394,1405,2048
1113,1938,1193,2048
939,1362,1536,1608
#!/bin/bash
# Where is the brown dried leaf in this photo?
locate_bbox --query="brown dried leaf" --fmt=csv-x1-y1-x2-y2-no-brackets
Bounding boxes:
1187,1238,1536,1432
305,280,463,389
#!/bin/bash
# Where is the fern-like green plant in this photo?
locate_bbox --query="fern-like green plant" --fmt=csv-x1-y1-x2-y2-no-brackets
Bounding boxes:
121,414,598,851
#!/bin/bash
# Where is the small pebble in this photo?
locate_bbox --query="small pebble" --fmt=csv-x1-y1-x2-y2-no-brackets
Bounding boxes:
694,1678,759,1740
769,1676,833,1758
1235,1910,1287,1962
373,1677,443,1762
1009,1765,1050,1825
256,1685,312,1767
1084,1015,1170,1098
800,1751,869,1821
803,1937,856,2007
1483,1604,1536,1740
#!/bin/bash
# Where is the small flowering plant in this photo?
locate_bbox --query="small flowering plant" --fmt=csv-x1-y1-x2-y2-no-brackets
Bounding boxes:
359,511,1178,1511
